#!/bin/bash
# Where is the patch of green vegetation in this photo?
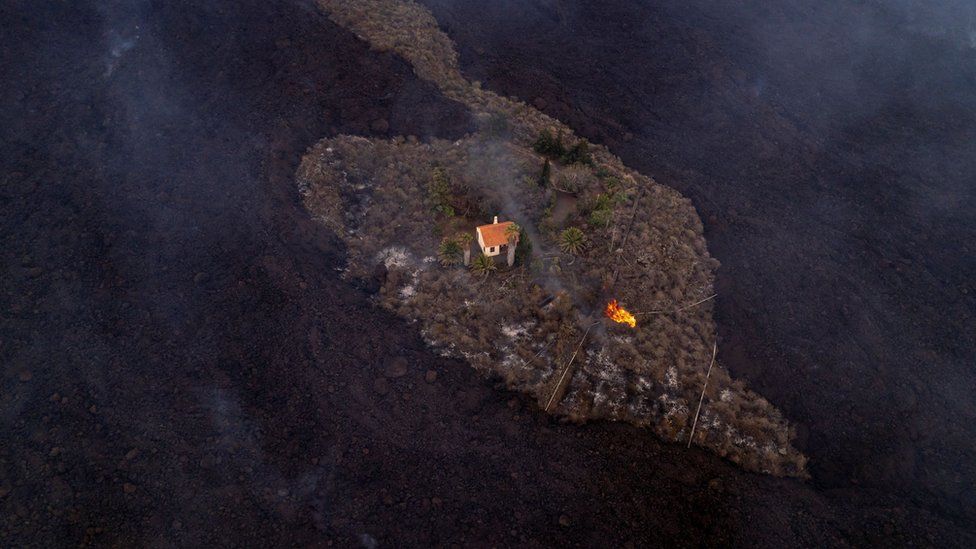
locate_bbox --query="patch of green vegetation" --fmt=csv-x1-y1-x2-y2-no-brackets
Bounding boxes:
438,237,463,266
533,129,566,158
515,229,534,267
537,159,551,188
588,206,613,228
470,252,496,277
558,227,587,255
562,138,591,165
428,167,456,217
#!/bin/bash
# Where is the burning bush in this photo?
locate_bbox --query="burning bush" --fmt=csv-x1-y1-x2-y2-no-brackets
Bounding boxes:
605,299,637,328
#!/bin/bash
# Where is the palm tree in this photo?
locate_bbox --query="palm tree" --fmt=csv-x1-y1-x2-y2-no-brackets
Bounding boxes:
505,223,521,267
470,252,496,278
456,231,474,266
438,238,463,266
559,227,586,256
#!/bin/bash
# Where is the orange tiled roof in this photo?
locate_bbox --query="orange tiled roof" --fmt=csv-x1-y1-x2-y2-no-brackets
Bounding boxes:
477,220,516,248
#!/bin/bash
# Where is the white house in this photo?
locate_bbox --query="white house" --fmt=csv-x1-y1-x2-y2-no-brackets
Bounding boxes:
475,216,518,263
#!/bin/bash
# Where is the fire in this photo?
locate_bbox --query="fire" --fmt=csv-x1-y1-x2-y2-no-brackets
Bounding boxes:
604,299,637,328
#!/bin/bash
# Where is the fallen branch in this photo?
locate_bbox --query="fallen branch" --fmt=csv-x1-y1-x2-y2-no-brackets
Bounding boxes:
687,341,718,448
515,339,555,372
544,322,597,413
609,186,647,287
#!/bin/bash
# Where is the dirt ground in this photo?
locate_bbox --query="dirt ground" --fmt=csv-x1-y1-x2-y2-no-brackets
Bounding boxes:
1,0,973,546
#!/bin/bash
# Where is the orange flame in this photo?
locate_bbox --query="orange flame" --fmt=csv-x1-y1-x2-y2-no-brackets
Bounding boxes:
604,299,637,328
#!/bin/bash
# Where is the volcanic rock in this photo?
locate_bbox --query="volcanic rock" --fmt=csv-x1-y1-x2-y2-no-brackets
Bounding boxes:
385,357,409,378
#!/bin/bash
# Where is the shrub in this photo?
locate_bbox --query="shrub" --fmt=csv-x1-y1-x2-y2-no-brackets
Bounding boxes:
555,165,594,194
533,129,566,158
516,231,534,267
428,167,455,217
558,227,587,255
438,238,463,266
589,207,613,228
592,193,612,212
562,138,591,165
582,192,614,228
471,253,497,276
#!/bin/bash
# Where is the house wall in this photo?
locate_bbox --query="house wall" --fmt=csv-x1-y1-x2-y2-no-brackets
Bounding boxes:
477,229,503,257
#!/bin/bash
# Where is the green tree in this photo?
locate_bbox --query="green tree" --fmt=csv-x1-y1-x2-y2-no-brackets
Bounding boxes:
428,167,455,217
537,159,551,187
438,238,463,266
471,253,497,277
505,223,521,244
558,227,587,255
456,231,474,265
515,229,534,267
505,223,521,267
533,129,566,158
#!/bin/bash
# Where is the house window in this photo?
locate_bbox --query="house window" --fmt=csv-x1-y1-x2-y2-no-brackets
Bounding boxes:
489,246,495,253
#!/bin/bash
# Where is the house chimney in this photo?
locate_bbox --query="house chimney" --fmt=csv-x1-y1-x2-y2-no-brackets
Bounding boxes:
493,215,498,224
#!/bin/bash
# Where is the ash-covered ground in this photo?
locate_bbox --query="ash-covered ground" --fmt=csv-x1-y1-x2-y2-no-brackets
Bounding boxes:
1,0,974,546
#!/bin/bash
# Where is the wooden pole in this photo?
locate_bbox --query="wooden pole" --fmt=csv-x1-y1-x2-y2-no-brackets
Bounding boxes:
687,341,718,448
636,293,716,317
609,186,646,288
544,322,596,413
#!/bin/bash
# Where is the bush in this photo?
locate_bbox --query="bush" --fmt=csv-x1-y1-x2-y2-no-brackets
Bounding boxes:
515,230,533,266
438,238,463,266
428,167,455,217
562,138,591,165
533,129,566,158
558,227,587,255
471,252,496,276
589,207,612,228
555,165,594,194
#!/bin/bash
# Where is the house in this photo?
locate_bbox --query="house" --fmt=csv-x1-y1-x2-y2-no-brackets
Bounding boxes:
475,216,517,262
